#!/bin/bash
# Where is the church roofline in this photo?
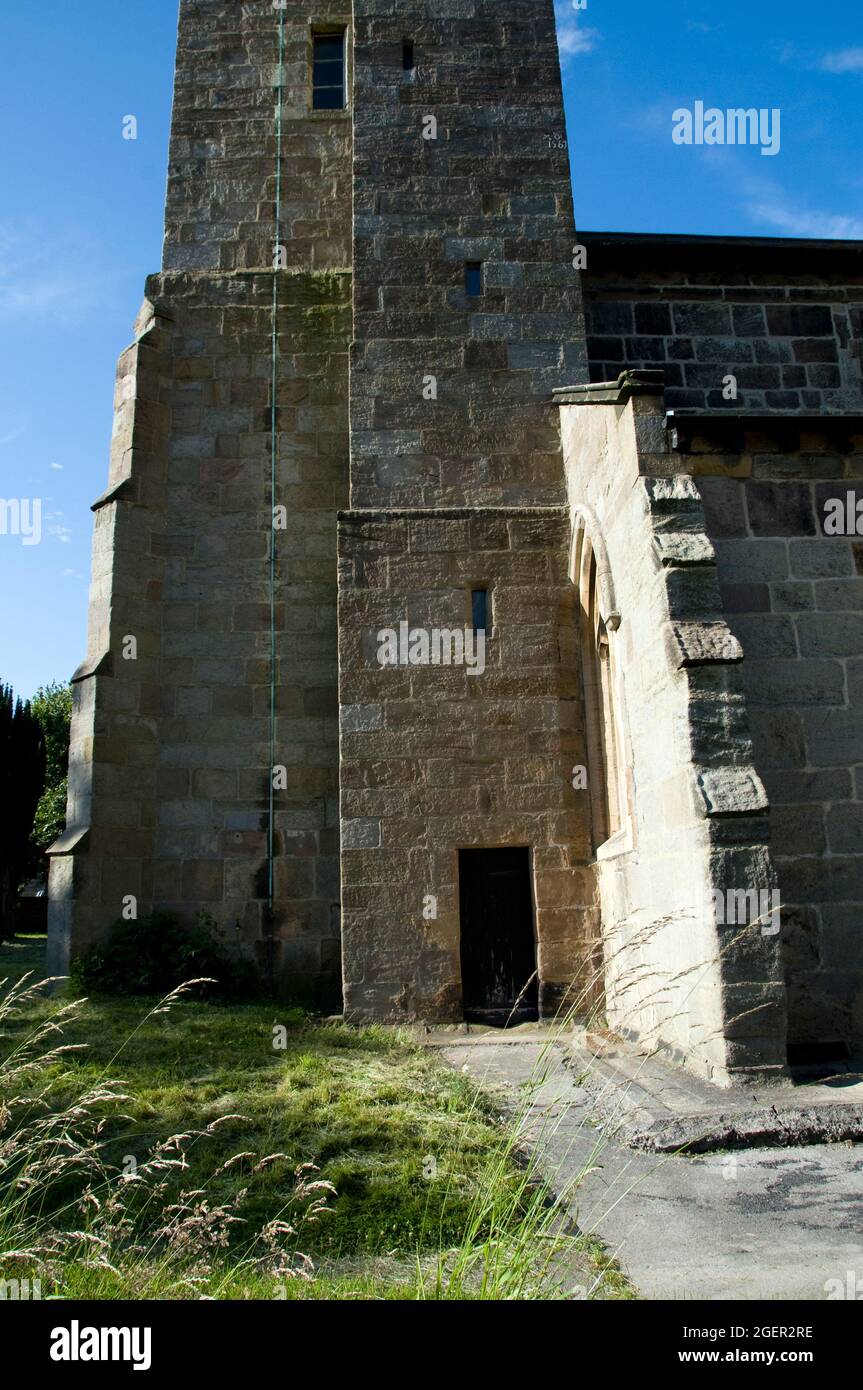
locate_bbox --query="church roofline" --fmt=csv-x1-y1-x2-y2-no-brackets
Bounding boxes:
578,229,863,274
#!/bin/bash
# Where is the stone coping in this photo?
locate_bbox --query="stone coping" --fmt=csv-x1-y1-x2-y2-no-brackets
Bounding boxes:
91,477,132,512
70,650,111,685
553,369,664,406
46,825,90,858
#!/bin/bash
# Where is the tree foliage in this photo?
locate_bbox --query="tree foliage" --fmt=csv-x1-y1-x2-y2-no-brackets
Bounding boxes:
30,682,72,853
31,682,72,787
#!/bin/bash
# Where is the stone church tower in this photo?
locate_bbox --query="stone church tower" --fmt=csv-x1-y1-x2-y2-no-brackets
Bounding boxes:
49,0,863,1085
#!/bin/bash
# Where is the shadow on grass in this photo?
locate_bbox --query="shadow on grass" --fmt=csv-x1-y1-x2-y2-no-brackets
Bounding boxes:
1,937,513,1263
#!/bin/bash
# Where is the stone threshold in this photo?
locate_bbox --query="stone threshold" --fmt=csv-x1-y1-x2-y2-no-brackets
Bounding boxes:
386,1022,863,1152
564,1030,863,1154
419,1023,861,1150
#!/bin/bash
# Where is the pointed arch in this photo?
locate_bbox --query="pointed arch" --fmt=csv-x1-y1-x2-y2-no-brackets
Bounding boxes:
570,506,631,857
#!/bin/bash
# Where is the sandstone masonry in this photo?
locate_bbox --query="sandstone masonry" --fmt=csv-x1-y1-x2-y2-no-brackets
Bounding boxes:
49,1,863,1085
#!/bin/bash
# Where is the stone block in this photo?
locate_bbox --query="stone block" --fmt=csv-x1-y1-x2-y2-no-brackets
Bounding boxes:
814,578,863,611
720,583,771,612
667,621,742,666
770,581,814,612
766,304,833,337
634,303,673,336
826,803,863,854
797,613,863,658
698,476,747,537
729,613,798,658
341,817,381,850
695,766,769,817
181,861,223,902
764,767,853,805
714,538,790,583
673,303,733,336
742,658,845,706
771,803,827,856
654,533,716,567
747,482,816,537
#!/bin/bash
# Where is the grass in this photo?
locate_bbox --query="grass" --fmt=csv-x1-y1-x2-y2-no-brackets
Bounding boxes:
0,936,632,1301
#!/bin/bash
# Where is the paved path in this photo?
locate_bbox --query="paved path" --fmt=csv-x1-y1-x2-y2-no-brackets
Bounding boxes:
435,1037,863,1301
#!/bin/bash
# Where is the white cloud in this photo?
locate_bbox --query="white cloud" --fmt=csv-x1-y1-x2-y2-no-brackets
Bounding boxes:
559,26,599,57
0,426,25,448
739,172,863,239
45,509,72,544
747,201,863,239
821,47,863,74
554,3,599,58
50,462,64,471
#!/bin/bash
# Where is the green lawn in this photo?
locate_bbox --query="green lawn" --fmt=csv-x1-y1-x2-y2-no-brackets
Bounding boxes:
0,935,631,1301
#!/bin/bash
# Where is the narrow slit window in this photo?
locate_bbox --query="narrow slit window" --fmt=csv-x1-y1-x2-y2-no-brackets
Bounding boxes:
403,40,415,72
465,262,483,297
312,32,346,110
471,588,488,633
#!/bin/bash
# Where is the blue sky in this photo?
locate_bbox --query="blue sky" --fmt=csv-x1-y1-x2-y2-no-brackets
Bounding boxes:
1,0,860,699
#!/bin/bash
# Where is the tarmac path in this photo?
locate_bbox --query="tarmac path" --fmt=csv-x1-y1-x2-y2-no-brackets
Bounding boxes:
435,1036,863,1301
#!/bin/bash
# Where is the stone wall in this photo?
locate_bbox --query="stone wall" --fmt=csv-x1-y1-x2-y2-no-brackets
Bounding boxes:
350,0,587,509
557,375,787,1083
163,0,352,272
52,0,861,1064
576,232,863,1056
338,506,595,1021
48,304,173,975
140,266,350,1003
50,0,352,1002
692,419,863,1051
337,0,594,1021
581,233,863,415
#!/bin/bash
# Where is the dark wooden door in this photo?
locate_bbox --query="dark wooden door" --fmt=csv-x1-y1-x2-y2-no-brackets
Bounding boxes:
459,848,538,1025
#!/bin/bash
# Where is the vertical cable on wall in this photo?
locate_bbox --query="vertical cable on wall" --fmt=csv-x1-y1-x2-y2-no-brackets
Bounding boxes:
267,6,286,951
